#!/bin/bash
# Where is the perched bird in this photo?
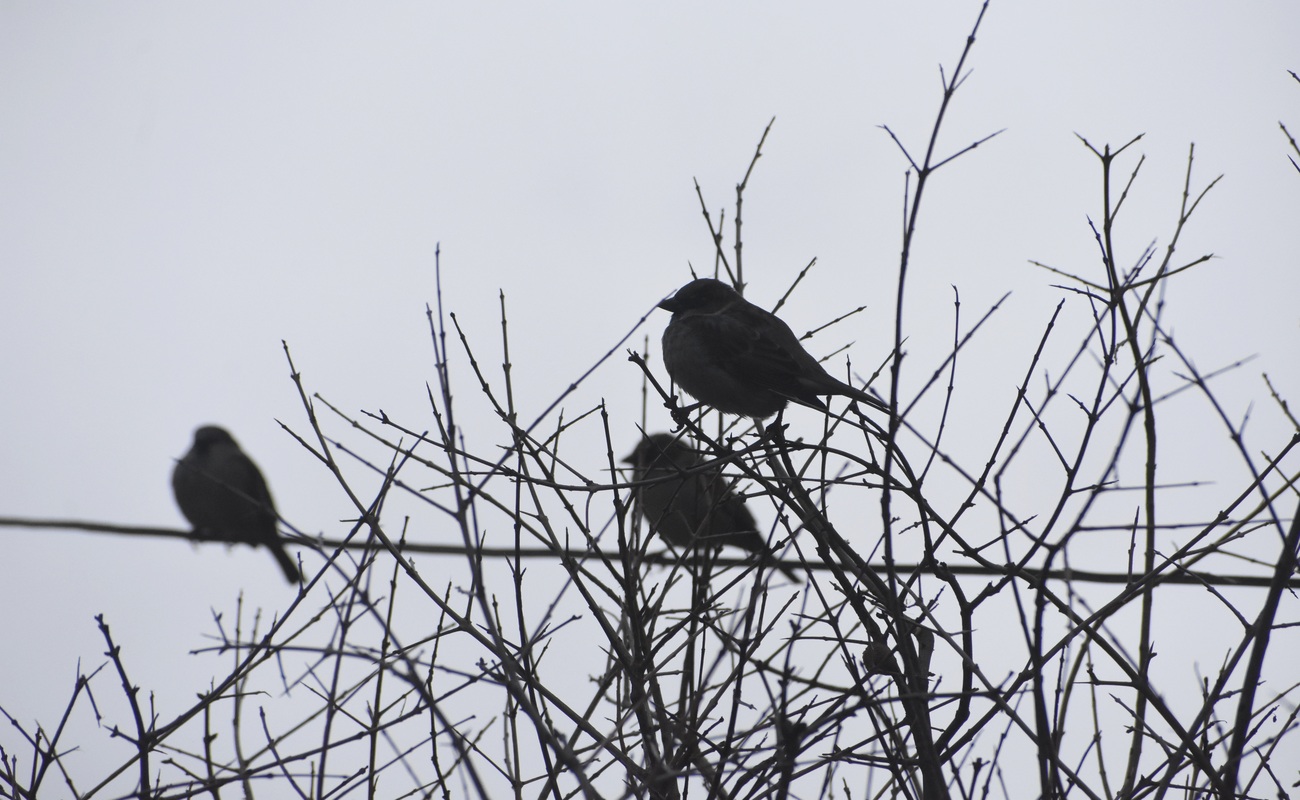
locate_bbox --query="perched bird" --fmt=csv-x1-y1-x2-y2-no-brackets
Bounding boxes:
172,426,300,583
623,433,798,581
657,277,890,419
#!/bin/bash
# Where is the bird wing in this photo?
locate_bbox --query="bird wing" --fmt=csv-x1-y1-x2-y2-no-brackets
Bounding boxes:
722,304,888,413
694,306,829,409
225,452,276,514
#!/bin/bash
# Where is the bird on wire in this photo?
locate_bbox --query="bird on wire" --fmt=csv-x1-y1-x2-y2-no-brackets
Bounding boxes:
623,432,799,582
172,425,300,583
657,277,890,419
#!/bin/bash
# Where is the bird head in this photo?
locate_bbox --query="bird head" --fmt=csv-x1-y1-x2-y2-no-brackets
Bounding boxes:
192,426,238,449
622,433,695,470
657,278,740,315
187,426,240,457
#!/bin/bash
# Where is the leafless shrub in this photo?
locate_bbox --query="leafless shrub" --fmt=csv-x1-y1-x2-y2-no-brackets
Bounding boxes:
4,7,1299,800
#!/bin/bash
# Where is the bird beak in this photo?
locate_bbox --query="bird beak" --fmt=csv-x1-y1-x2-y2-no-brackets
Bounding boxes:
620,453,635,464
657,294,680,313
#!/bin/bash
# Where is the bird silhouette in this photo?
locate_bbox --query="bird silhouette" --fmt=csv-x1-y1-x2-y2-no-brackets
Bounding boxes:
658,277,889,419
624,432,798,581
172,426,300,583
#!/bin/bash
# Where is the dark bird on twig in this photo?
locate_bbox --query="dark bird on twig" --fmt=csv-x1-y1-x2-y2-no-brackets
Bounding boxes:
172,426,300,583
658,278,889,419
623,433,798,582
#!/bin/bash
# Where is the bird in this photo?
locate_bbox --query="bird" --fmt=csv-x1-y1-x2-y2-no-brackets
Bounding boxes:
172,425,300,583
657,277,890,419
623,433,799,581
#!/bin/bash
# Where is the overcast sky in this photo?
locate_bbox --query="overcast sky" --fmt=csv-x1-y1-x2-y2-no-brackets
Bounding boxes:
2,2,1298,791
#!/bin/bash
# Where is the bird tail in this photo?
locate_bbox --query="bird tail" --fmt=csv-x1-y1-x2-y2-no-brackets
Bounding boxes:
733,530,801,583
770,558,801,584
269,543,301,584
843,383,891,415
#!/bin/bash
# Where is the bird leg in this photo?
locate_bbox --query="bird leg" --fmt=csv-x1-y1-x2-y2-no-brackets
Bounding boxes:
667,398,705,429
188,526,220,542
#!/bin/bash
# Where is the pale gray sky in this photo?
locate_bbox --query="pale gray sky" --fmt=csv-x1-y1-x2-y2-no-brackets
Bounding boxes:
2,2,1298,792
